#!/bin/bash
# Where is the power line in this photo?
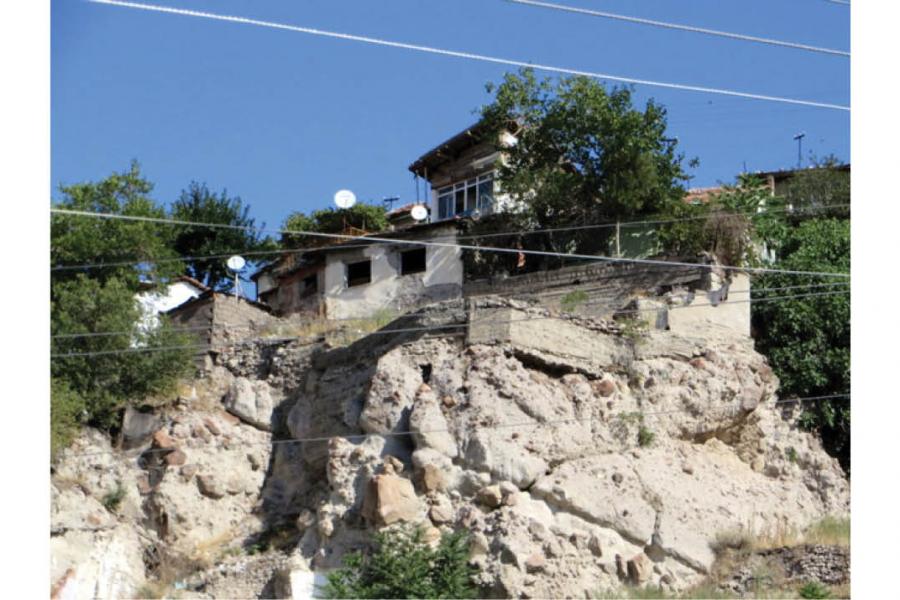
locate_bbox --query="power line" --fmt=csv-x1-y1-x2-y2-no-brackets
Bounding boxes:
49,203,851,273
86,0,850,111
50,281,850,341
57,393,851,459
49,209,852,279
50,288,850,358
504,0,849,57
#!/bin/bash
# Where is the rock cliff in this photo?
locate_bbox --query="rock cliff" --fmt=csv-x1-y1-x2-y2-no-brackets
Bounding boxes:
50,299,849,599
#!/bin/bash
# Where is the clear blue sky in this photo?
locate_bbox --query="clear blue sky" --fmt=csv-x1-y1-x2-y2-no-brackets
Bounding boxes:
52,0,850,231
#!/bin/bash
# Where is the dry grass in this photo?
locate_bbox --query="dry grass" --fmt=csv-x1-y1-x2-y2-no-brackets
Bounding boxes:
261,309,399,347
804,516,850,547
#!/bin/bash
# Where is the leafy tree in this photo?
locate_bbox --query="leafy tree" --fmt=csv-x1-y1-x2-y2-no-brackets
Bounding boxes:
752,219,850,470
780,155,850,221
479,69,692,252
282,204,388,248
321,526,476,599
51,165,193,456
51,161,182,287
170,182,276,289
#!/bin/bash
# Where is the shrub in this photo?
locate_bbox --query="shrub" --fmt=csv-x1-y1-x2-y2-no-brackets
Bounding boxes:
320,526,476,599
51,378,85,460
102,481,126,512
560,290,589,313
799,581,832,599
637,426,655,448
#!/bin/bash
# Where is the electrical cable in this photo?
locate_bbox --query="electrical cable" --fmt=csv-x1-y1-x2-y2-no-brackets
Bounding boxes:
504,0,849,57
85,0,850,111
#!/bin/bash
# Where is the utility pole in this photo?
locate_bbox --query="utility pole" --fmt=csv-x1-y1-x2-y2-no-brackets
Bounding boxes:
793,132,806,169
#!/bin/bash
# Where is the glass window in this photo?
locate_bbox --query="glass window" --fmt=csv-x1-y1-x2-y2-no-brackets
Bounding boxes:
435,172,496,220
477,179,494,214
437,189,453,220
455,188,466,215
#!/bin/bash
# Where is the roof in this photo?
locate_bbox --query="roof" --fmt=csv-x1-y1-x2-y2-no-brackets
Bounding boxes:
299,219,462,257
752,163,850,181
165,289,273,315
408,118,518,178
136,274,212,293
684,187,723,204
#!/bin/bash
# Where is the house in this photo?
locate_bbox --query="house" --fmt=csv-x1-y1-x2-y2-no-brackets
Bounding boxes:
135,275,210,334
408,119,519,222
754,163,850,197
253,220,464,320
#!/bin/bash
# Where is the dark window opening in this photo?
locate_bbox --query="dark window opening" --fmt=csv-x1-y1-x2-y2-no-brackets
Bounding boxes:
420,364,432,384
346,260,372,287
300,273,318,297
401,248,427,275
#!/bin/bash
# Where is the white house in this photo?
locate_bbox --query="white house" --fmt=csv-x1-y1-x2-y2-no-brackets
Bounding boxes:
135,276,210,334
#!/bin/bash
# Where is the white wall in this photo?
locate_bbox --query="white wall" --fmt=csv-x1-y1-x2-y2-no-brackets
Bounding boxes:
322,239,463,320
135,281,204,333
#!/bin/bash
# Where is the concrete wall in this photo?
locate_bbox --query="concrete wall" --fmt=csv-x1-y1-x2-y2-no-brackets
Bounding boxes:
321,231,464,319
667,273,751,337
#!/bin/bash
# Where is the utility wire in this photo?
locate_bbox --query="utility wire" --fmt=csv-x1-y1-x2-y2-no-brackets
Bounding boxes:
49,209,852,279
50,289,849,358
50,281,850,340
504,0,849,57
58,393,851,459
85,0,850,111
49,203,850,273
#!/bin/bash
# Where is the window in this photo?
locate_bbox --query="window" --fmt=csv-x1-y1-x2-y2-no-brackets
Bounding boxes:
299,273,318,298
435,172,495,220
400,248,427,275
346,260,371,287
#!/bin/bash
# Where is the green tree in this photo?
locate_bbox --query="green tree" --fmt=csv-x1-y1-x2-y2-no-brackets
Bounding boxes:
780,155,850,221
170,182,276,289
51,161,182,287
282,204,388,248
321,526,476,599
480,69,692,250
51,165,193,457
752,219,850,470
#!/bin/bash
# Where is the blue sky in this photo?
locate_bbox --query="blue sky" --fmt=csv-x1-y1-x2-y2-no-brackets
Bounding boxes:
52,0,849,231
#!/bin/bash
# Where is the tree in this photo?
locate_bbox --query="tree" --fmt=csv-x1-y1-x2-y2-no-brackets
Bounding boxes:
780,155,850,221
281,204,388,248
170,182,276,289
320,526,476,599
51,165,193,457
752,219,850,470
51,161,182,287
479,69,693,251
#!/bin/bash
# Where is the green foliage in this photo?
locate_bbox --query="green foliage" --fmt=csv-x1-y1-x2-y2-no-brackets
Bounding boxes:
780,155,850,221
560,290,589,312
320,526,476,599
786,447,799,463
637,425,655,448
51,378,85,459
752,219,850,470
282,204,388,248
102,481,127,512
170,182,276,289
799,581,832,599
51,161,182,287
51,166,195,456
469,69,692,273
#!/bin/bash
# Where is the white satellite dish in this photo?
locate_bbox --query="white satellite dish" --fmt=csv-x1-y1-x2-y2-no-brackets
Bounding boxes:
226,255,246,271
410,204,428,221
334,189,357,209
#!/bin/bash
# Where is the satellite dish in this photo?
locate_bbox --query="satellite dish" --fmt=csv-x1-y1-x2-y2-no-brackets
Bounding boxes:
410,204,428,221
334,189,357,209
471,208,482,221
226,255,246,272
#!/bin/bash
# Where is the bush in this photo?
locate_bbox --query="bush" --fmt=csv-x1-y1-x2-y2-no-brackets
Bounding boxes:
51,378,85,459
320,526,476,599
799,581,832,599
637,426,655,448
102,481,127,512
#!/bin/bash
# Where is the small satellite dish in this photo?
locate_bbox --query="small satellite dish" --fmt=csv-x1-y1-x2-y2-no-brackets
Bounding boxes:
226,255,246,272
410,204,428,221
471,208,482,221
334,189,357,209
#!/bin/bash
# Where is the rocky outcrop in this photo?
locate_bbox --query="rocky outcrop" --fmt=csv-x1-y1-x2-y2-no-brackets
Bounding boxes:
50,299,849,599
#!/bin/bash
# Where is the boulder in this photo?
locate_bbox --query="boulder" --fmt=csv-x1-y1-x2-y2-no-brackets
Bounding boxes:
223,377,276,431
196,474,225,499
361,474,422,527
121,407,161,450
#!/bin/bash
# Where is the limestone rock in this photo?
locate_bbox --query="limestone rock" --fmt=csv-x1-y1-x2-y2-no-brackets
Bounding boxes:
223,377,276,431
196,474,225,499
477,485,503,509
362,474,422,527
121,406,161,450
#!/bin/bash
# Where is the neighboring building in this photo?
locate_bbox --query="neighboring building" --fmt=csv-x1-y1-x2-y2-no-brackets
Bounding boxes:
253,221,464,320
408,119,519,222
754,163,850,197
135,276,210,333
